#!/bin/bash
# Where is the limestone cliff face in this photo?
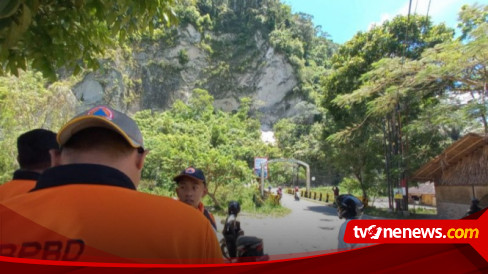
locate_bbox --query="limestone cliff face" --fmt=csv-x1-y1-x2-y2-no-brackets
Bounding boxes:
72,24,309,128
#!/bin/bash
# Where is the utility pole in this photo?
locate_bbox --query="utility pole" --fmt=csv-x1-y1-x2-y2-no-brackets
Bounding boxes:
296,164,300,188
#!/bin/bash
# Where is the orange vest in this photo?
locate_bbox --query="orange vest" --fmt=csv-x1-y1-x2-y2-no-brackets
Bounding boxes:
0,164,223,264
0,170,38,202
198,202,217,230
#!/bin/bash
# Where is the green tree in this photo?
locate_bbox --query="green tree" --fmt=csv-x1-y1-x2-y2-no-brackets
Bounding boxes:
321,14,454,201
331,57,452,192
0,0,178,80
327,4,488,203
417,4,488,133
457,3,488,41
0,71,76,182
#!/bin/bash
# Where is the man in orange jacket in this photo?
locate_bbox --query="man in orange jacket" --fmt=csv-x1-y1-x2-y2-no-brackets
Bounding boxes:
0,129,58,202
0,106,223,264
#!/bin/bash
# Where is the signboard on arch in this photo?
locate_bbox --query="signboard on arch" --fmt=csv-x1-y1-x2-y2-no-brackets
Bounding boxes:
254,157,268,178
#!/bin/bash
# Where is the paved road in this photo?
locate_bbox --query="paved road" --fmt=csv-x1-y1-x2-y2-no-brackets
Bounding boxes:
216,193,345,258
215,193,437,258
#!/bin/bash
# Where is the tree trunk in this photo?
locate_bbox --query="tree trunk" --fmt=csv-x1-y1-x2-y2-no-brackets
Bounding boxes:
207,192,221,210
387,114,395,209
383,117,393,210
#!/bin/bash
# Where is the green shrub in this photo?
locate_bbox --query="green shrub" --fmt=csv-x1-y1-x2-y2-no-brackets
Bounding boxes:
178,49,189,65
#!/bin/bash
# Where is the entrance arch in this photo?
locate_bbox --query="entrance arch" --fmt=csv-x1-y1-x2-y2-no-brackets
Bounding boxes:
259,159,310,196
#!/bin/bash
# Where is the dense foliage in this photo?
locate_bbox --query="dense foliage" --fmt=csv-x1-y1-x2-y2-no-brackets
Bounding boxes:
134,89,282,210
0,71,76,182
0,0,178,80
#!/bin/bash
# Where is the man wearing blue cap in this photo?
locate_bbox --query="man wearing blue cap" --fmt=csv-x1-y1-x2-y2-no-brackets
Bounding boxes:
174,167,217,231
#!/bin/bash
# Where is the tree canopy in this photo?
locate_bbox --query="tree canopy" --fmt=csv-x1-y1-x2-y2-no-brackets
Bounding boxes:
134,89,283,210
0,0,178,80
319,4,487,202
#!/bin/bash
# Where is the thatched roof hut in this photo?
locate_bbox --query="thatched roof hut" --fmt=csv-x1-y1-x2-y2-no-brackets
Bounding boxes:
412,133,488,186
412,133,488,218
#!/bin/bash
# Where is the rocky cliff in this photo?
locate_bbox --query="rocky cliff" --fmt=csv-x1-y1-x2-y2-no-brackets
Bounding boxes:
71,23,318,129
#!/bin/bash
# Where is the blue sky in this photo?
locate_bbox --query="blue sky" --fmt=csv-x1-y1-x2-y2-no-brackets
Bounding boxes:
283,0,482,44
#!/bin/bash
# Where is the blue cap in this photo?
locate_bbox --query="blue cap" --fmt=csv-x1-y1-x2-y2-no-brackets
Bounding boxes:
174,167,206,186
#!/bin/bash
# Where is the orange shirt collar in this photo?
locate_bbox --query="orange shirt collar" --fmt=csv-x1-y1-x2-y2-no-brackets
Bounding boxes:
197,202,205,213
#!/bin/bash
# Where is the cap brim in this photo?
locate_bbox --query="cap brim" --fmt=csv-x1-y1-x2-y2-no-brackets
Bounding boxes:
57,116,141,148
173,174,205,184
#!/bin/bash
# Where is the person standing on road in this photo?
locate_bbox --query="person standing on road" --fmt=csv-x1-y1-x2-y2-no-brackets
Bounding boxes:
277,186,283,200
333,186,340,202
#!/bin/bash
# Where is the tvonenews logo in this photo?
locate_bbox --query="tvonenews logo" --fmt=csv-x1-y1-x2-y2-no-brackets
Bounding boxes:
342,212,487,261
353,225,479,240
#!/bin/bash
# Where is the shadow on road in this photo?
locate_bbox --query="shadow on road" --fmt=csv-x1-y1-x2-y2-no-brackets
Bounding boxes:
319,219,336,222
305,205,338,217
318,226,335,230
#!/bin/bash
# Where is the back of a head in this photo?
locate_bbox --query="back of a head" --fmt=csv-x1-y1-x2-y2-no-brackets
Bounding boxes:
337,194,364,219
17,129,58,170
55,106,147,187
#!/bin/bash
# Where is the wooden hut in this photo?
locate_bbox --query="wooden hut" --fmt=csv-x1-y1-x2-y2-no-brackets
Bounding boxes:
412,133,488,219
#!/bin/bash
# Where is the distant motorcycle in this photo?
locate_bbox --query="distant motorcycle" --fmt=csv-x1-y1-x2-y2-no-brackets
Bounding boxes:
220,201,269,262
294,191,300,201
